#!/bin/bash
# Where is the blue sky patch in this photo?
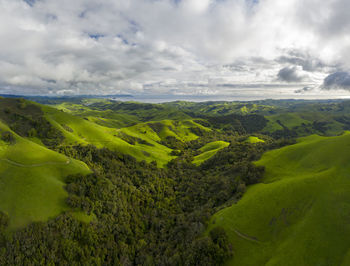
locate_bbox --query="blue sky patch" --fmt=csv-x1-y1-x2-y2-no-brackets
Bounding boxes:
89,34,105,40
23,0,35,7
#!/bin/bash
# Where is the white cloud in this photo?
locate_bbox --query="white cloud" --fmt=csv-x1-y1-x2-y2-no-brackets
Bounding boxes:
181,0,212,14
0,0,350,97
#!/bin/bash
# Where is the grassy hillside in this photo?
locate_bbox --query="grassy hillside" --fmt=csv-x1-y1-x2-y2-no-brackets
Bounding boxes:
43,106,209,167
0,121,90,229
193,141,230,166
88,101,192,122
263,113,310,132
246,136,265,144
40,97,350,138
165,101,276,116
52,101,141,128
208,132,350,265
43,106,171,167
262,111,347,137
51,100,192,128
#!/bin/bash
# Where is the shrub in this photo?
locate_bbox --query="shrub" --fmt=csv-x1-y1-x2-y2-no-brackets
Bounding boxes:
1,131,15,144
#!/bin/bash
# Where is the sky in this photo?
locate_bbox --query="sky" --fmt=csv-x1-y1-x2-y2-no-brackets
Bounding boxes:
1,0,350,99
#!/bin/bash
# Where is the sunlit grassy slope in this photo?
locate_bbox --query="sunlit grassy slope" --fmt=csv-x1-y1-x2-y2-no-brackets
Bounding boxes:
0,121,91,229
43,106,209,167
246,136,265,143
53,101,141,128
165,101,276,116
193,141,229,166
52,100,192,128
51,99,349,137
208,132,350,266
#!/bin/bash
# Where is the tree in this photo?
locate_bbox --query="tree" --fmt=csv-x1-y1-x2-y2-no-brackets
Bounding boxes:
1,131,15,144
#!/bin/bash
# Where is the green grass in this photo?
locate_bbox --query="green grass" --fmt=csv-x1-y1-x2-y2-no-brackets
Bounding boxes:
43,106,173,167
52,101,192,128
156,120,210,142
119,120,209,165
193,141,229,166
246,136,265,143
43,106,209,167
166,101,276,116
263,113,310,132
300,112,345,136
263,112,346,136
53,102,141,128
85,113,139,128
0,121,91,229
208,132,350,265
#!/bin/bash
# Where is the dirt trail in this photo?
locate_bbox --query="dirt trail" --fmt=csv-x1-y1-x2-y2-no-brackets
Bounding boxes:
0,158,71,168
231,228,261,244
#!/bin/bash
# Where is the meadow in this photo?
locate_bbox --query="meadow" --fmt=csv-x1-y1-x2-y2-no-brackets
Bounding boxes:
0,121,90,229
208,132,350,265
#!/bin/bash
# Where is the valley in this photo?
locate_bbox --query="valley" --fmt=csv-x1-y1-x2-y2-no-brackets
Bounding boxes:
1,96,350,265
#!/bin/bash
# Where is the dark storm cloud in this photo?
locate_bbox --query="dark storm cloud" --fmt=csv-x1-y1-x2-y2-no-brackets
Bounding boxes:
277,66,307,83
276,50,327,72
323,72,350,90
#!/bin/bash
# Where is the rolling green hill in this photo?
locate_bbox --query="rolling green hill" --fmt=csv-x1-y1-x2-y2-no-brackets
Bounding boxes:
208,132,350,265
246,136,265,144
43,98,350,138
263,113,310,132
0,121,90,229
45,105,172,166
262,112,346,137
0,98,209,229
52,101,141,128
193,141,230,165
165,101,276,116
52,100,192,128
43,106,209,167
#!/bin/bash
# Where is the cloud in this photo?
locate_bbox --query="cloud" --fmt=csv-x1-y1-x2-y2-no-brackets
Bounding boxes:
0,0,350,96
276,50,329,72
277,66,308,83
322,72,350,90
294,86,314,94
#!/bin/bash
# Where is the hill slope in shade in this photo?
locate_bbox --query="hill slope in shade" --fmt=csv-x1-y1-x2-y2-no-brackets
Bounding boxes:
0,122,91,229
208,132,350,266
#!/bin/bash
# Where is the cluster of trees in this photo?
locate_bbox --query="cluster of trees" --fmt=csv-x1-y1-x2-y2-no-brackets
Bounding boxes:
0,98,63,148
117,131,154,146
0,132,268,265
198,114,268,134
0,131,15,144
268,119,339,139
